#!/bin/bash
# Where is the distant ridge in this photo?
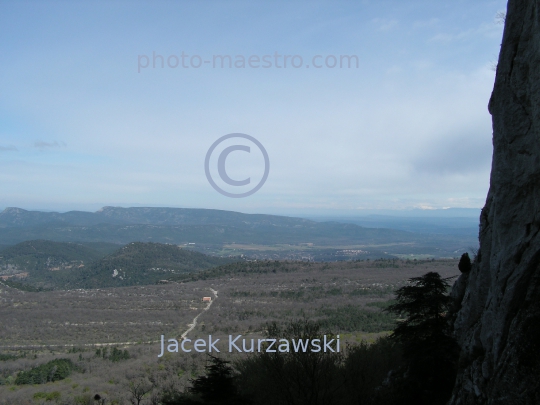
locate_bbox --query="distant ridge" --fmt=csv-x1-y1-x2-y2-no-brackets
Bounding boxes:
0,206,478,258
0,206,416,246
0,206,311,228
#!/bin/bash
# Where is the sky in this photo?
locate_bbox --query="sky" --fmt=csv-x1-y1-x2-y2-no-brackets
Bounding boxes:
0,0,507,216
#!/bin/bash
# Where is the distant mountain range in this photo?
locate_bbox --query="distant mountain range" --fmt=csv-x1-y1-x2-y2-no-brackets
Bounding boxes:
0,206,418,246
310,215,480,236
0,240,235,290
0,206,480,290
0,206,313,227
0,206,478,259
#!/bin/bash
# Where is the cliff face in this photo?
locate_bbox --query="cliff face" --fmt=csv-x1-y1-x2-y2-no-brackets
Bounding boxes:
449,1,540,404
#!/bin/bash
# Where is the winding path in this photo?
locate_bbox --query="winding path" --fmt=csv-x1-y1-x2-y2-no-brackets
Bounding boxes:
0,288,219,349
180,288,218,339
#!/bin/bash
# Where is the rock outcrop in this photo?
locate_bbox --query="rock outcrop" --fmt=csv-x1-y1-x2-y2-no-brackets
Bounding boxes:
449,1,540,404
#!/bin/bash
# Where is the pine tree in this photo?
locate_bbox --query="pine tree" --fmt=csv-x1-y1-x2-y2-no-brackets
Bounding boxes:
161,355,249,405
189,356,239,403
385,272,459,405
387,272,453,343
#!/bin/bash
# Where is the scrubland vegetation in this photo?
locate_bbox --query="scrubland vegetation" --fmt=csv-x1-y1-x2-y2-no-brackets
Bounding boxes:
0,258,460,404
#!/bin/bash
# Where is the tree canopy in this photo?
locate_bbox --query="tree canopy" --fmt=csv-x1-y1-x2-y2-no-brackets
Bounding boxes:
385,272,459,405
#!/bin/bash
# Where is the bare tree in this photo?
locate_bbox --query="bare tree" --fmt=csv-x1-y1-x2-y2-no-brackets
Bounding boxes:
127,377,154,405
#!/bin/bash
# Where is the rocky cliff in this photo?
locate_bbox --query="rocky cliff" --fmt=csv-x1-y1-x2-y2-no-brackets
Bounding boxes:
449,1,540,404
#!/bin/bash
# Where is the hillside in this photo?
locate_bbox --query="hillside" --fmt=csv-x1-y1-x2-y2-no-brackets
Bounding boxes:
0,241,238,290
0,207,414,248
0,240,122,290
73,242,237,288
0,240,105,276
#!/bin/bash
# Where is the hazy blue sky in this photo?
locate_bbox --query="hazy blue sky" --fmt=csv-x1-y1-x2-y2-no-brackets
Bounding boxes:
0,0,507,215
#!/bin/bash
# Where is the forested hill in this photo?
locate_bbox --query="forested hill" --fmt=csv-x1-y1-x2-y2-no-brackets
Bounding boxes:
0,240,105,272
74,242,236,288
0,241,238,290
0,206,313,228
0,206,418,246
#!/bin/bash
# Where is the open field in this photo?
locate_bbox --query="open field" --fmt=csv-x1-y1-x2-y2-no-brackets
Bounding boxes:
0,258,460,404
204,242,469,261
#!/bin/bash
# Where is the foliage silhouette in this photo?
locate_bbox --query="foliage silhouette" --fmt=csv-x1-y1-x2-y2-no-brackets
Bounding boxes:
385,272,459,405
458,252,472,273
161,355,250,405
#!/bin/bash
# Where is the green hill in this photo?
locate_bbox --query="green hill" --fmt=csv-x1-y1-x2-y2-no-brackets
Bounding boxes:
0,240,238,290
0,240,112,289
0,240,104,273
73,242,237,288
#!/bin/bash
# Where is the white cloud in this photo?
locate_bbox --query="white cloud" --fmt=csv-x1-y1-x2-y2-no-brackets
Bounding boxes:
34,141,66,151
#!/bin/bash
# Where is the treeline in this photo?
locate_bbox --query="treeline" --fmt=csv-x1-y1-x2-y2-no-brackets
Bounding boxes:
95,347,130,362
170,258,441,285
170,260,312,283
229,285,393,300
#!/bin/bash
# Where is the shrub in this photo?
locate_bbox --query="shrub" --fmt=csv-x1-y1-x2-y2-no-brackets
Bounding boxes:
33,391,61,402
15,358,74,385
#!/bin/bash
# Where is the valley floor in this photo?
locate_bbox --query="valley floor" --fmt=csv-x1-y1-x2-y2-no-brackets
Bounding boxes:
0,259,460,404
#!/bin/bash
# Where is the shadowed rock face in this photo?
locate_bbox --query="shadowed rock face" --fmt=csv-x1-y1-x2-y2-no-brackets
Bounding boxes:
449,1,540,404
